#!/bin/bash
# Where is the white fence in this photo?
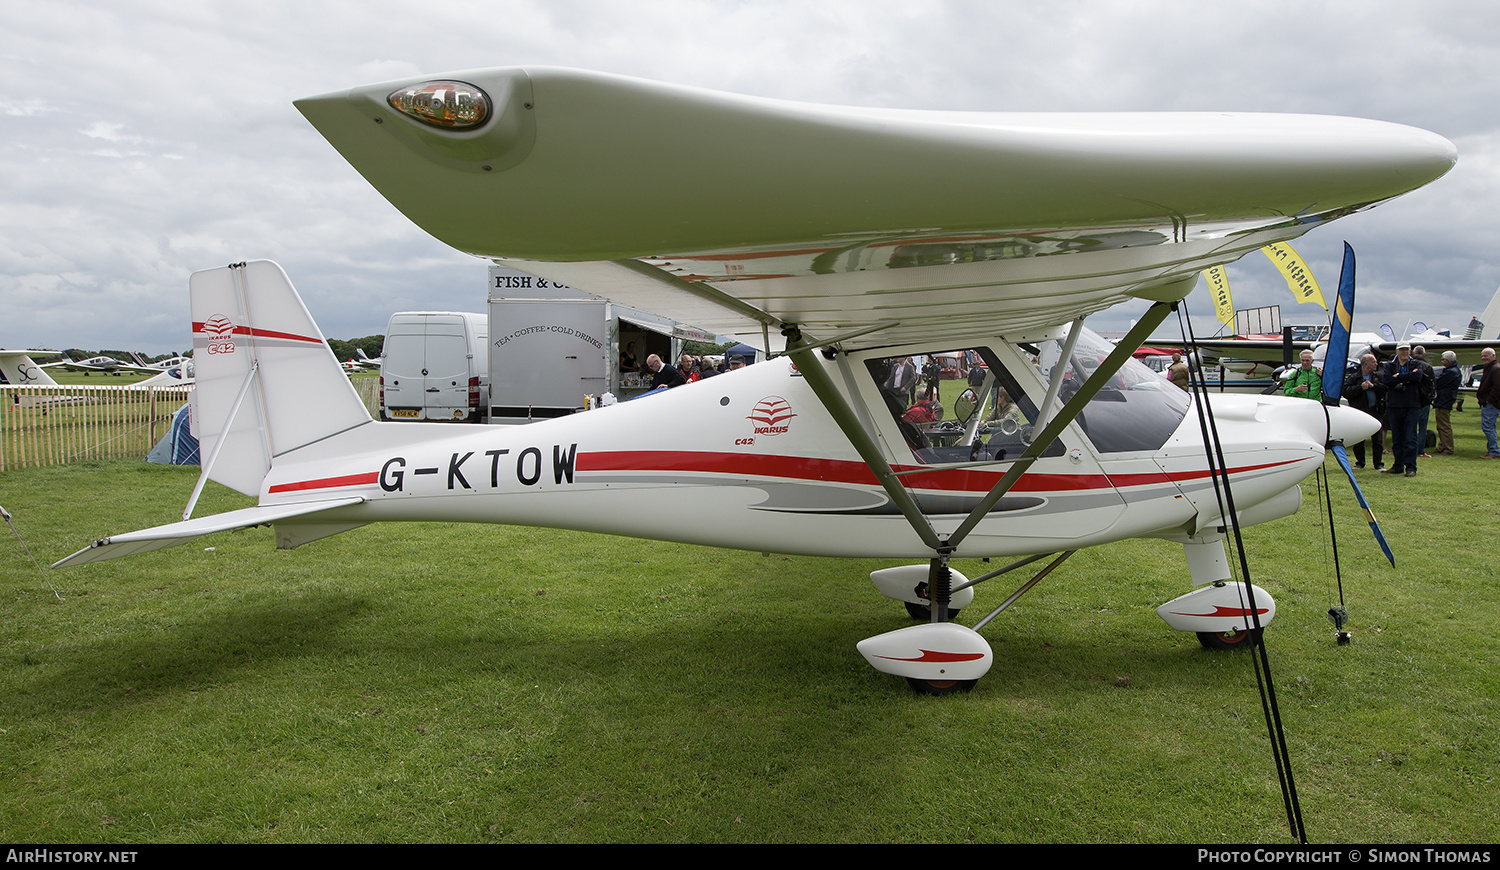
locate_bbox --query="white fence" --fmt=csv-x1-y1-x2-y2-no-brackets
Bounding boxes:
1,381,381,471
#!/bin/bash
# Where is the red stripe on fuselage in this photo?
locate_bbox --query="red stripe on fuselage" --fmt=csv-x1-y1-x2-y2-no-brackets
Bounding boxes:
268,472,379,493
575,451,1302,494
264,453,1304,498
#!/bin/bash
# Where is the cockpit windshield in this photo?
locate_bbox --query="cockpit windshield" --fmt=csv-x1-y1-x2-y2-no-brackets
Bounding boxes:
1028,326,1189,453
864,327,1188,464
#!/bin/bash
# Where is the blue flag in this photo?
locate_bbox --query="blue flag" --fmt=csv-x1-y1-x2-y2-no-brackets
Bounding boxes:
1322,243,1356,404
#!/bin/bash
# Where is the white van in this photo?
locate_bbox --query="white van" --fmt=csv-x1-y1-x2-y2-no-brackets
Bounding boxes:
379,311,488,422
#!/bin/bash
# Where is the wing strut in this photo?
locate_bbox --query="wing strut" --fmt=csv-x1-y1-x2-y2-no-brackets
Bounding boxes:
945,301,1175,550
1036,317,1087,433
781,327,942,552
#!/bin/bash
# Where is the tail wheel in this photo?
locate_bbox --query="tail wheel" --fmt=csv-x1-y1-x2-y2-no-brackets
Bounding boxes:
905,678,977,696
1197,627,1262,650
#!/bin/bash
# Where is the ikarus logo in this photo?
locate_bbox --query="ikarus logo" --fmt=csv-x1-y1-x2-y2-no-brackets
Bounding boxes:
748,396,795,435
203,315,237,354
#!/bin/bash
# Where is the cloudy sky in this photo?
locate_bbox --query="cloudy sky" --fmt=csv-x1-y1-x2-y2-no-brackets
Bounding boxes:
3,0,1497,354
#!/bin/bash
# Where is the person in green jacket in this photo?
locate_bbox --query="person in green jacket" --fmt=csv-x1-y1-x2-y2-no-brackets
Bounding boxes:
1284,350,1322,399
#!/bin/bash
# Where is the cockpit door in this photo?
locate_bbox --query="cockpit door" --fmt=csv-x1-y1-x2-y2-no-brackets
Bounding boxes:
849,342,1127,546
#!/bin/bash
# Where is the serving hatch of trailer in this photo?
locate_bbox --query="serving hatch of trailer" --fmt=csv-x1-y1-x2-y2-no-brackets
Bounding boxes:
486,265,719,423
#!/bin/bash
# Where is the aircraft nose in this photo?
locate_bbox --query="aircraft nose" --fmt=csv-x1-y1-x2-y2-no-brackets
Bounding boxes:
1325,402,1380,446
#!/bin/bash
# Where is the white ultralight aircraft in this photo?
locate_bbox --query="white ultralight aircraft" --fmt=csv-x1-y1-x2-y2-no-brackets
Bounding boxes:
55,68,1456,694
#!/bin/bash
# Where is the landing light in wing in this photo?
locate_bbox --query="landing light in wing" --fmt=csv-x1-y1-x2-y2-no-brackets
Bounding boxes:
387,81,490,130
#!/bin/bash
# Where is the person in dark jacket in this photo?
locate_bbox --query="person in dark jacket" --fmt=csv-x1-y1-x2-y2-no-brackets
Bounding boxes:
1412,345,1436,458
1382,343,1424,476
645,354,686,389
1478,347,1500,458
1343,353,1386,470
1433,350,1461,455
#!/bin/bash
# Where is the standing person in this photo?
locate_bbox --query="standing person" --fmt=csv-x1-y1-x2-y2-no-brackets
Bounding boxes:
1478,347,1500,458
1283,350,1321,399
1382,343,1423,476
1343,353,1387,470
645,354,686,389
1168,352,1190,392
1412,345,1436,458
1433,350,1461,455
886,357,917,406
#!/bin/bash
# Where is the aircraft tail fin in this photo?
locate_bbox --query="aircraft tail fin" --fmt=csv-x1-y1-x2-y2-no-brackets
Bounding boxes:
189,261,372,496
1477,282,1500,340
0,351,61,387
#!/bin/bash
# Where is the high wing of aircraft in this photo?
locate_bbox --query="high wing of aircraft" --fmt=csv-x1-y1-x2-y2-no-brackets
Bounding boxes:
1186,281,1500,376
1188,332,1495,387
56,68,1455,696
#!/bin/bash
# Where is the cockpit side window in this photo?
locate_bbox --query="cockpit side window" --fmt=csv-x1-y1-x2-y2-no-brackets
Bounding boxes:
865,348,1063,465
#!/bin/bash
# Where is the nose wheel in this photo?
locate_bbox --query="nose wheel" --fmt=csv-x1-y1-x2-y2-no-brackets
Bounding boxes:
906,677,978,696
1196,627,1262,650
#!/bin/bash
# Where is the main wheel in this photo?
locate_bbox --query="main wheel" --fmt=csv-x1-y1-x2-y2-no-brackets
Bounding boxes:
904,601,962,622
905,677,977,696
1196,627,1262,650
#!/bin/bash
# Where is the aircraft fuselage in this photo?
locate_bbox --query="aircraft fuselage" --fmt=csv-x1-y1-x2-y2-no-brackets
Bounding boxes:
259,350,1368,559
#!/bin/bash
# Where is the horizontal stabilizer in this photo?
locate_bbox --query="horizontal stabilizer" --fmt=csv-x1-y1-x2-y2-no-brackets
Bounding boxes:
52,497,365,568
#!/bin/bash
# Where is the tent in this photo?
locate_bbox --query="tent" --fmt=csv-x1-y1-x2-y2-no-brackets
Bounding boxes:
146,403,199,465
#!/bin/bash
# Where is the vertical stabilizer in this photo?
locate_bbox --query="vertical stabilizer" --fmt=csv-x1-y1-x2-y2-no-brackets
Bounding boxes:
1477,282,1500,341
0,351,60,387
189,261,371,496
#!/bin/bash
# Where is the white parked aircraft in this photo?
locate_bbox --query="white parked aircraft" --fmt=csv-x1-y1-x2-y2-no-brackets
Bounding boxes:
45,355,153,375
55,68,1455,695
2,348,192,399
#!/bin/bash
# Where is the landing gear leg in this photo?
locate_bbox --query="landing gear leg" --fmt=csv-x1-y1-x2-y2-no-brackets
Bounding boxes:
928,554,953,623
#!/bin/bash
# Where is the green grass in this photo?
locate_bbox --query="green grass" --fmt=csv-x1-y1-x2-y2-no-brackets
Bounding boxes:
0,413,1496,843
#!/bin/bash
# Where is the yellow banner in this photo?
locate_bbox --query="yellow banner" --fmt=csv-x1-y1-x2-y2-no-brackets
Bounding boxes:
1202,265,1233,326
1261,243,1327,310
